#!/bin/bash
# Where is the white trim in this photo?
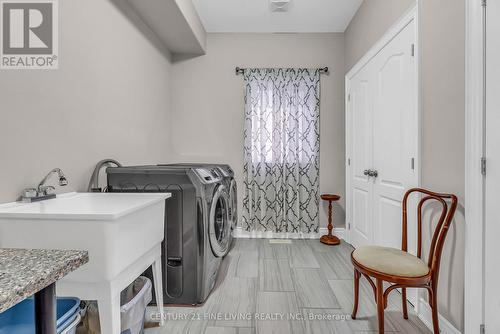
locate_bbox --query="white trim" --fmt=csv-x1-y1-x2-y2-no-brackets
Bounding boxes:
414,1,423,313
345,4,420,246
465,0,486,332
417,298,461,334
345,73,352,245
233,226,346,240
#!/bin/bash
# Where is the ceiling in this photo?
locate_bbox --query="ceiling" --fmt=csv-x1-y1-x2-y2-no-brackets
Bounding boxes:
191,0,363,33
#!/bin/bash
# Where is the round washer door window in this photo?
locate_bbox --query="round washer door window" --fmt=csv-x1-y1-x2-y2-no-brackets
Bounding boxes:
209,186,230,257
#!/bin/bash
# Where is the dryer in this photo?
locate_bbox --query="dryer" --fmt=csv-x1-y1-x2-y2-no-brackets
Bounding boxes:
106,165,230,305
167,163,237,248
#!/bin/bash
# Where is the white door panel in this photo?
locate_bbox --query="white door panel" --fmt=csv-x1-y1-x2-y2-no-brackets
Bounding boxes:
352,188,370,239
372,21,416,249
349,68,374,249
377,196,404,249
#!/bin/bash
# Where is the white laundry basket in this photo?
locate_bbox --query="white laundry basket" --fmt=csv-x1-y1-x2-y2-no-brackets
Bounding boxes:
82,276,153,334
60,314,81,334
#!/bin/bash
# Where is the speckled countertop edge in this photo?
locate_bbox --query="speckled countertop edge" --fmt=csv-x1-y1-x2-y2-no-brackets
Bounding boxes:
0,248,89,313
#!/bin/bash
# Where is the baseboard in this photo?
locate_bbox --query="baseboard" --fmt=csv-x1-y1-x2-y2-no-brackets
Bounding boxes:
233,226,346,240
417,298,461,334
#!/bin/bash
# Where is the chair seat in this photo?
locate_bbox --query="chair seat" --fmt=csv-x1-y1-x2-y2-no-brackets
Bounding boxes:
352,246,430,278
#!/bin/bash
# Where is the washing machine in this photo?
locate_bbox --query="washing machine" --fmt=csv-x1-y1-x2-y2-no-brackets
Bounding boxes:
166,163,237,248
106,165,231,305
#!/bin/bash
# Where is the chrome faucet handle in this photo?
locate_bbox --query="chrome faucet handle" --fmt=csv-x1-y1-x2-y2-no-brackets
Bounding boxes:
22,188,38,198
38,185,56,196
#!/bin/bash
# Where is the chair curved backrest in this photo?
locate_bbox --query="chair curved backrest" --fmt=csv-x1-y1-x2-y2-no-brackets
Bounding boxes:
401,188,458,275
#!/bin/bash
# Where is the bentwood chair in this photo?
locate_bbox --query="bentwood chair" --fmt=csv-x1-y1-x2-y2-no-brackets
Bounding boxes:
350,188,458,334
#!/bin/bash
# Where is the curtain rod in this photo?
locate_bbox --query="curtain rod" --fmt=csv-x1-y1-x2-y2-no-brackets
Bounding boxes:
235,67,329,75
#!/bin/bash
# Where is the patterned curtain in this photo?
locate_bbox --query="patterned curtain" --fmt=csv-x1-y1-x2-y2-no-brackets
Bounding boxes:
242,68,320,234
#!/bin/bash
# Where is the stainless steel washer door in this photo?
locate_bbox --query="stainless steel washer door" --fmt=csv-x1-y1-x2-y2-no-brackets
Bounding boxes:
209,185,230,257
228,179,237,231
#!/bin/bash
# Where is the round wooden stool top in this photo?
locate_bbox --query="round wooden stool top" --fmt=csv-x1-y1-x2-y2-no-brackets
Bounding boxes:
321,194,341,202
320,194,341,246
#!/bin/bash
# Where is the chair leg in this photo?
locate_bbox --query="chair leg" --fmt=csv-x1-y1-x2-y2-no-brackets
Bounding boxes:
402,288,409,319
376,279,385,334
431,286,440,334
352,269,360,319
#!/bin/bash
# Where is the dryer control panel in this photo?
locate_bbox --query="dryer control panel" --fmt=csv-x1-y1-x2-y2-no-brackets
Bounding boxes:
194,168,222,184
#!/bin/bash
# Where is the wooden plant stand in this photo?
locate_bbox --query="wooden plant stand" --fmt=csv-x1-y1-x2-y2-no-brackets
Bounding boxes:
320,194,341,246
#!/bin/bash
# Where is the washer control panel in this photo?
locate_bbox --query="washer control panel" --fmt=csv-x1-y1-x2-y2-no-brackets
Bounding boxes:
194,168,222,183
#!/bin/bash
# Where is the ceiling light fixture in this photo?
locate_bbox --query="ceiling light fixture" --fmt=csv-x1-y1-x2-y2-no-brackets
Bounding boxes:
270,0,291,12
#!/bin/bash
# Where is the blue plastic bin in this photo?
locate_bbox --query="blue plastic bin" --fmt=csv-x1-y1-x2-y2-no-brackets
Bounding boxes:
0,297,80,334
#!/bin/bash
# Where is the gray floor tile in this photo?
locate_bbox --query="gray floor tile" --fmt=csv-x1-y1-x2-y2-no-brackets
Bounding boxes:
258,239,292,259
219,251,240,280
316,251,354,280
237,239,260,253
289,241,320,268
259,258,294,291
293,268,339,308
213,277,257,328
305,239,336,253
205,326,238,334
145,306,210,334
389,313,432,334
257,239,275,259
327,279,400,332
256,291,304,334
236,251,259,278
302,308,354,334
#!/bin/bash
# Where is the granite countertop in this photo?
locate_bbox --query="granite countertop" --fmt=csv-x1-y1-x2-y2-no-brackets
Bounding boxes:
0,248,89,313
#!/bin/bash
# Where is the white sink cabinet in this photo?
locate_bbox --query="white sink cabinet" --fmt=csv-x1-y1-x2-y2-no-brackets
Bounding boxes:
0,192,171,334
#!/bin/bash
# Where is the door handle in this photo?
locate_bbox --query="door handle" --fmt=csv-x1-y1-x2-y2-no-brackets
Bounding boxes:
364,169,379,178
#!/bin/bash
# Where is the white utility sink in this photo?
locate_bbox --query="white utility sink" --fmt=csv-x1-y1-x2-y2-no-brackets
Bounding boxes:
0,192,166,220
0,192,171,334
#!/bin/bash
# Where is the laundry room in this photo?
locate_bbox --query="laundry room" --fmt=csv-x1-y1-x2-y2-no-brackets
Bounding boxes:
0,0,478,334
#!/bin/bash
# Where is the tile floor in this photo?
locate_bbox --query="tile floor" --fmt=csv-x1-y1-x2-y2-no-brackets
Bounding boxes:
145,239,431,334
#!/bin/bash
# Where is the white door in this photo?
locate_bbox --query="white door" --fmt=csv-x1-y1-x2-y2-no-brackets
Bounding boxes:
485,0,500,330
372,21,417,250
371,20,418,306
347,64,374,249
347,18,418,250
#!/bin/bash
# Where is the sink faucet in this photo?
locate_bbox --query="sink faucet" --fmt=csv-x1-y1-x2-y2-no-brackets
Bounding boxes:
21,168,68,202
87,159,121,192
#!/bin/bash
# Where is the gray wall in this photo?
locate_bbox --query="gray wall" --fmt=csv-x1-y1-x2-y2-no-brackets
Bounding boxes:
344,0,415,71
0,0,172,203
344,0,465,331
170,33,346,229
420,0,465,329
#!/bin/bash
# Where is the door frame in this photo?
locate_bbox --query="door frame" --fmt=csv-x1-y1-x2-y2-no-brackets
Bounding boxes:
464,0,486,332
345,4,421,246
